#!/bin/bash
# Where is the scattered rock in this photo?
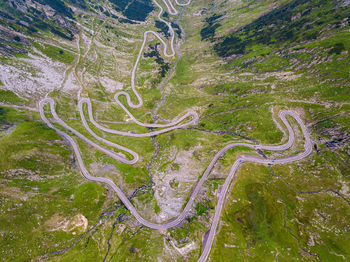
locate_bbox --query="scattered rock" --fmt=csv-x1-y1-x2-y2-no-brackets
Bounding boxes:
45,213,88,232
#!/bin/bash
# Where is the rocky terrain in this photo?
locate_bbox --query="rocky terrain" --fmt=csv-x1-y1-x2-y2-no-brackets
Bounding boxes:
0,0,349,261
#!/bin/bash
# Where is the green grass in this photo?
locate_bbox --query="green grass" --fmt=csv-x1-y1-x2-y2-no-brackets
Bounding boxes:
0,0,349,260
195,203,209,216
174,55,195,84
0,107,110,261
211,149,350,261
154,200,161,214
0,90,25,104
0,106,29,123
33,42,76,64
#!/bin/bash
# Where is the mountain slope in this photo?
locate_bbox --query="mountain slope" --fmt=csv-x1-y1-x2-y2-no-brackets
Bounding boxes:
0,0,349,261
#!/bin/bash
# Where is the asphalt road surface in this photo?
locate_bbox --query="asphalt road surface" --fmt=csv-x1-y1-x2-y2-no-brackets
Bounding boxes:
40,99,312,260
38,0,312,260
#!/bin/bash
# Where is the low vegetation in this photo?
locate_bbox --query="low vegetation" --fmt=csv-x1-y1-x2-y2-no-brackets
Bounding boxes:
0,0,349,261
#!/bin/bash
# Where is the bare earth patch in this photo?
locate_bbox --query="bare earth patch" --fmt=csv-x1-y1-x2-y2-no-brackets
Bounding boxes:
44,213,88,232
153,144,204,222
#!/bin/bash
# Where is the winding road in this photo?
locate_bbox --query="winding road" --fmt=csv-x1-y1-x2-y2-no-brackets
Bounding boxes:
39,0,313,261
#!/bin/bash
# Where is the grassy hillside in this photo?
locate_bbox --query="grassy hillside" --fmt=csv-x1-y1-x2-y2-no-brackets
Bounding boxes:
0,0,349,261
